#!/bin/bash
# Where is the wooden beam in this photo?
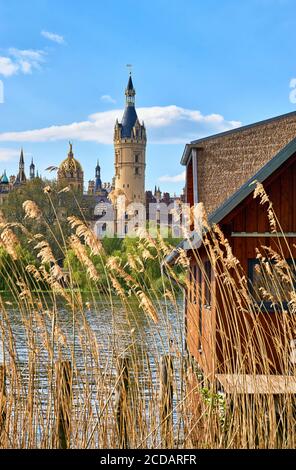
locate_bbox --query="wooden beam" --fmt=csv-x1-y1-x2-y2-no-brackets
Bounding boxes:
231,232,296,238
216,374,296,394
192,148,199,205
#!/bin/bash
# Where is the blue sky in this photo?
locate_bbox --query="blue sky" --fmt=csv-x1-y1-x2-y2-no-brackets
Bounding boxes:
0,0,296,194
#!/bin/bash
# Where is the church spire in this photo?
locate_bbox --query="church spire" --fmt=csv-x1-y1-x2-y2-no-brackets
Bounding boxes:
20,148,24,166
14,147,27,186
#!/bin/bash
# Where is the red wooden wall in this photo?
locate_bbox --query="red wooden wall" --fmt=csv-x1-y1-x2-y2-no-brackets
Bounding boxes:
186,152,296,377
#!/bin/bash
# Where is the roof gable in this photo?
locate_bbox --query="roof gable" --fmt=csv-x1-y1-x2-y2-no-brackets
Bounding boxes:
209,136,296,225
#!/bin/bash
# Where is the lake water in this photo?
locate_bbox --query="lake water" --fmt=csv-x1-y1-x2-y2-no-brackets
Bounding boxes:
0,294,186,448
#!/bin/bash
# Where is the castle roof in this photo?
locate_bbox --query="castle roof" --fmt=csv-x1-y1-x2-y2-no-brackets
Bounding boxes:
121,106,139,138
0,170,9,184
59,142,83,175
119,75,142,138
126,75,134,92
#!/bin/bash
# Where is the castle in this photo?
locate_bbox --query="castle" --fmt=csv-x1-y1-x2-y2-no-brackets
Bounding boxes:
0,75,183,232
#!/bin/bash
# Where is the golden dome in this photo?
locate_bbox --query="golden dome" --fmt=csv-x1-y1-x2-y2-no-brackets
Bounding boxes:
59,142,83,174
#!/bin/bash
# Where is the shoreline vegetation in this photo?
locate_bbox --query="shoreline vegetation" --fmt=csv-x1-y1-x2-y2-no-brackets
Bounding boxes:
0,182,295,448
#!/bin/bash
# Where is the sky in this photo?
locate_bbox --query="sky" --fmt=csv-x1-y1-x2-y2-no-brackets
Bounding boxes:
0,0,296,194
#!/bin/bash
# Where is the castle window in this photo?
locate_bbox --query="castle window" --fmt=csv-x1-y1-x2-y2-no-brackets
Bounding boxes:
135,167,139,175
123,184,125,188
135,154,139,163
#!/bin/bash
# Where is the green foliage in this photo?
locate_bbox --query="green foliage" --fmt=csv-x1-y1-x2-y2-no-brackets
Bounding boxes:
64,233,184,293
101,237,123,255
1,178,97,259
0,181,184,293
0,245,44,292
200,387,226,427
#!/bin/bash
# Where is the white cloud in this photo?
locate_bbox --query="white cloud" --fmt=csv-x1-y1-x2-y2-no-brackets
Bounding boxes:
100,94,116,104
9,48,45,74
0,105,241,145
0,57,19,77
158,171,186,183
0,148,20,161
0,49,46,77
41,30,65,45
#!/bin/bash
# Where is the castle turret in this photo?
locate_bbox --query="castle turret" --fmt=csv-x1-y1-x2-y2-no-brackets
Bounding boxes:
30,158,35,180
113,74,146,208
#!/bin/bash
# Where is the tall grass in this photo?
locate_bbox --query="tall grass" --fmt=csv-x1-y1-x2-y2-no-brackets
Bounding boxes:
0,184,295,449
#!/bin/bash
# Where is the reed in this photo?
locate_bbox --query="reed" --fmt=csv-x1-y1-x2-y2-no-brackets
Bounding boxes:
0,184,294,449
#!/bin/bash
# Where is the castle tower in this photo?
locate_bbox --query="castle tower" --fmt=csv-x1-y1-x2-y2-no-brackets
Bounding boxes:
113,75,146,209
57,142,84,193
88,180,95,195
14,148,27,186
30,158,35,180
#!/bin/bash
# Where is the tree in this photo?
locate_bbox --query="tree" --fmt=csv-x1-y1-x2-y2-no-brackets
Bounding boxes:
1,178,97,260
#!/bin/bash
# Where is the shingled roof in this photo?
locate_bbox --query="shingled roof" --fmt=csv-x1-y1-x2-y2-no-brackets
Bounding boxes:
121,106,138,138
182,111,296,215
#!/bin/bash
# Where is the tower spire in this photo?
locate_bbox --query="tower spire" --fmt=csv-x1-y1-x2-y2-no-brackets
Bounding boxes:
14,147,27,185
20,148,24,165
125,74,136,107
68,141,73,157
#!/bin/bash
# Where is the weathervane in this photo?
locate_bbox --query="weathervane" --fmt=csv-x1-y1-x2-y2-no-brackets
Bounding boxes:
126,64,133,76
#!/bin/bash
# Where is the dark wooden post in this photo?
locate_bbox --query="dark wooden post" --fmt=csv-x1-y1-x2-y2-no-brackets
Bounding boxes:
115,355,130,449
56,360,72,449
160,355,174,447
0,365,6,439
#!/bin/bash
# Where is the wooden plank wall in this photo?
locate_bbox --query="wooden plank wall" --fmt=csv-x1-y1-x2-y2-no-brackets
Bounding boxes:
186,153,296,376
